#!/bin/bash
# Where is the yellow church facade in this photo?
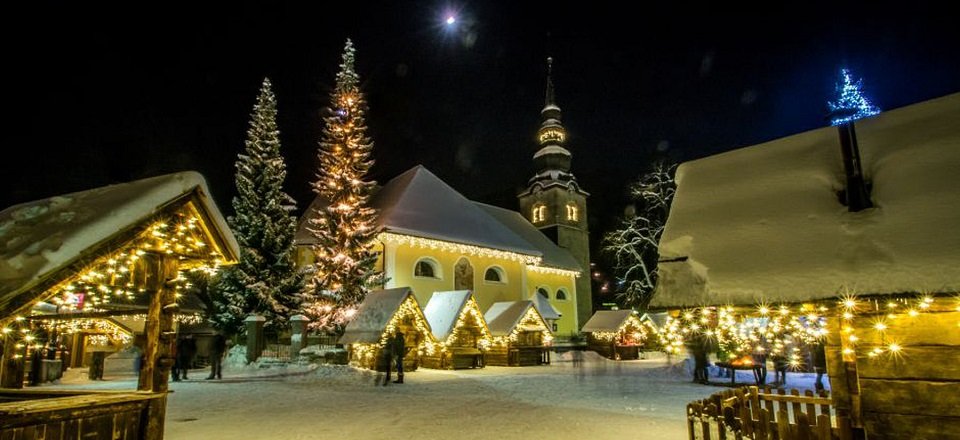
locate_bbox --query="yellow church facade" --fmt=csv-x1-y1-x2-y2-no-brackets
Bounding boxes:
296,165,583,336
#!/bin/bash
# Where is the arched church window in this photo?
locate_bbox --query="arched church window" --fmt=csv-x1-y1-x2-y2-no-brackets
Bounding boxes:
454,257,474,291
532,205,547,223
537,287,549,298
556,289,568,300
414,258,440,279
484,266,506,283
566,203,578,222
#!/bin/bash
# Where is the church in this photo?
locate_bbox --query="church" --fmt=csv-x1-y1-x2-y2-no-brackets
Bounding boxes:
295,59,593,335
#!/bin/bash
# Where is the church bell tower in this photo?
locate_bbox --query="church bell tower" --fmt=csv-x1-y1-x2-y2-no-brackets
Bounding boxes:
518,57,592,329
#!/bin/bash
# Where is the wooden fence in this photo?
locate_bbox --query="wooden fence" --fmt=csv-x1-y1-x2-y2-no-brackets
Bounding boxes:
687,386,853,440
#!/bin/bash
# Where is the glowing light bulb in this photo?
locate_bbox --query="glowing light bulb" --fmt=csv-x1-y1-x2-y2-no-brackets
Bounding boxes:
446,16,456,25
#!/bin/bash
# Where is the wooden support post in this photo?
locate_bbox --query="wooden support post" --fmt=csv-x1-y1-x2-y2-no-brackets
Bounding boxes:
135,253,178,440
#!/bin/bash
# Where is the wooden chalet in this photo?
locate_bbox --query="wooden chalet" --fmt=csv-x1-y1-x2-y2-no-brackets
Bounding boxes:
483,300,552,366
581,310,650,360
339,287,434,372
420,291,492,369
0,172,238,439
654,94,960,439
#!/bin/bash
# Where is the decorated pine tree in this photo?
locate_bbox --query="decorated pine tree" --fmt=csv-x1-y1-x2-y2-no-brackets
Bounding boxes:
305,39,382,331
211,78,304,334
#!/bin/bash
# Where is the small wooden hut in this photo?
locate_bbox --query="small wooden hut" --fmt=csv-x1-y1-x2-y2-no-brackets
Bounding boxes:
581,310,649,360
420,291,492,369
339,287,433,372
0,172,238,439
654,94,960,439
484,300,552,366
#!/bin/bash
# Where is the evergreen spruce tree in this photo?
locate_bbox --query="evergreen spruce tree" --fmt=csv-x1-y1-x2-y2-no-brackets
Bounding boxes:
305,39,382,331
211,77,303,334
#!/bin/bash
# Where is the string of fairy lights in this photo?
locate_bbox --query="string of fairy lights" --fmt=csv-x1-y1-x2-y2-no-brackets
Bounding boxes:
649,292,959,369
491,306,553,347
1,210,227,361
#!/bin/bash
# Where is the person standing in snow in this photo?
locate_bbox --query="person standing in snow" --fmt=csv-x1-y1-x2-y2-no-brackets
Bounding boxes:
206,331,227,380
392,332,405,384
812,340,828,392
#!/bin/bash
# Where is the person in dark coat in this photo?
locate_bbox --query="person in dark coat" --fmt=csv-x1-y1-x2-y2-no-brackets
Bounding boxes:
206,332,227,380
812,340,828,392
175,334,197,380
687,333,711,384
392,332,405,384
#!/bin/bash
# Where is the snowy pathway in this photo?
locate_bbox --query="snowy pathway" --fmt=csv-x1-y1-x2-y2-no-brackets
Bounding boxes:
45,352,827,439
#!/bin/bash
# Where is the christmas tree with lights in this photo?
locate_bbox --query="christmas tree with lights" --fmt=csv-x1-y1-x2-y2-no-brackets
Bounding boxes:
306,39,382,331
212,78,303,333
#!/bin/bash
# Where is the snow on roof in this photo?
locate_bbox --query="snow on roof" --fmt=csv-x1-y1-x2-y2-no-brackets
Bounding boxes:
475,203,581,272
531,292,562,320
298,166,541,258
0,171,238,318
422,290,473,341
339,287,424,345
653,93,960,308
484,300,546,337
581,310,636,333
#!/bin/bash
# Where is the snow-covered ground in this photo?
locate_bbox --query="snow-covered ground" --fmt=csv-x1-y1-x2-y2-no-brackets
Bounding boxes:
45,351,829,440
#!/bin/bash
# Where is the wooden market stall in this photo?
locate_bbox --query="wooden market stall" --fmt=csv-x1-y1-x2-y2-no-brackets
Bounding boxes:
654,94,960,439
339,287,433,372
420,291,492,370
581,310,650,360
0,172,238,439
483,300,552,366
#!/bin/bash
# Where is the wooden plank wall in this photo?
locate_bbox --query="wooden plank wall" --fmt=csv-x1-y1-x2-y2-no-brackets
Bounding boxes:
827,306,960,440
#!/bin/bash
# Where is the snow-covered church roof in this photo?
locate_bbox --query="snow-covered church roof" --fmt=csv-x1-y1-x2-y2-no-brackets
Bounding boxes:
652,93,960,308
0,171,239,318
297,165,581,272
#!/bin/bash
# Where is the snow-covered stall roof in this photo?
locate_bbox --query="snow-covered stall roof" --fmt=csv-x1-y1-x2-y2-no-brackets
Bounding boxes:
340,287,427,345
484,300,548,337
653,93,960,308
298,166,541,258
423,290,475,341
475,203,581,272
0,171,239,318
532,292,561,321
581,310,636,333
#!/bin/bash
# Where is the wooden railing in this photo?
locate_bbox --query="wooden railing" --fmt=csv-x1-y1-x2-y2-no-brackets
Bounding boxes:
0,389,168,439
687,386,853,440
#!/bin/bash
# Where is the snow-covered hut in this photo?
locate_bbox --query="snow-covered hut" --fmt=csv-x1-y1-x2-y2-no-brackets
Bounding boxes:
420,290,491,369
339,287,434,371
581,310,649,360
0,171,238,438
653,93,960,438
484,300,553,366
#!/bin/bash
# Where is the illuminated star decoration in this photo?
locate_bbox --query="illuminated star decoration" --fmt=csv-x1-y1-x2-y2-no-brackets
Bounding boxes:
445,15,456,26
828,68,881,126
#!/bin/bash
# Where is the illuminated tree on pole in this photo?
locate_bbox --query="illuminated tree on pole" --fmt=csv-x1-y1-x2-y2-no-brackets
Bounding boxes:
828,68,881,126
827,68,880,211
306,39,382,331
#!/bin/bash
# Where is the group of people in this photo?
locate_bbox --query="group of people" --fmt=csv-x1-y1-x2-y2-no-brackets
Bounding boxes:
688,335,828,390
170,331,228,381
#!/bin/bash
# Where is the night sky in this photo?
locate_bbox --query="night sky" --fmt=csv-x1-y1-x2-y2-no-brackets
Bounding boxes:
5,2,960,268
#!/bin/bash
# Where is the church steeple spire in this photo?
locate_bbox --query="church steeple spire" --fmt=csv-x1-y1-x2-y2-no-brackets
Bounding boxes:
535,57,571,173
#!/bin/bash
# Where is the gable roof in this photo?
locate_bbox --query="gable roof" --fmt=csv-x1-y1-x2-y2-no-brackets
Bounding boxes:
531,292,562,320
581,310,636,333
298,166,541,258
653,93,960,308
475,203,581,271
484,300,548,337
339,287,426,344
422,290,474,341
0,171,238,318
